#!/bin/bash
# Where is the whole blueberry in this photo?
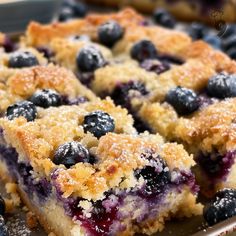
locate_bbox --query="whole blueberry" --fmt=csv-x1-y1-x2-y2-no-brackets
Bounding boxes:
206,73,236,99
153,8,176,28
6,101,37,122
222,24,236,39
135,157,170,196
0,196,5,216
131,40,158,62
8,51,39,68
62,0,87,18
227,48,236,60
165,87,200,115
203,35,222,50
0,216,8,236
223,35,236,51
204,189,236,226
188,22,209,40
83,111,115,138
53,141,90,168
215,188,236,200
98,21,124,47
29,89,62,108
76,46,105,72
59,7,74,22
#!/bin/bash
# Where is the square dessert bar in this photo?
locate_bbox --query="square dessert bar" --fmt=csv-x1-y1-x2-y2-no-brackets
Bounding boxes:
0,107,201,235
0,64,96,114
20,8,236,198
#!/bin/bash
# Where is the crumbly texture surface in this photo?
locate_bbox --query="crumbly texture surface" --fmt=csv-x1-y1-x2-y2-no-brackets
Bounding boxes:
0,64,97,112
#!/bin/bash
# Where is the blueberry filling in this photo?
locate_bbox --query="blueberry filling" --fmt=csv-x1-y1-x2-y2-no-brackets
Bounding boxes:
76,71,95,87
62,95,89,105
51,160,197,236
111,81,149,110
196,151,236,182
0,145,51,201
140,59,170,75
0,195,5,216
36,47,54,60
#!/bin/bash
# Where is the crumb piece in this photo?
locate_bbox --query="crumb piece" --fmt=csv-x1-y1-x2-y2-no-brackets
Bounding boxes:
5,182,21,207
26,211,38,229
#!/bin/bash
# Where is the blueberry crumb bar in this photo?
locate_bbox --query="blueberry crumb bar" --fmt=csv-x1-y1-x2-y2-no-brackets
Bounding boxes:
0,111,201,235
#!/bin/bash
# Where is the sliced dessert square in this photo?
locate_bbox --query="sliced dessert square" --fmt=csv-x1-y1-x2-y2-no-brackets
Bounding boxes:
0,109,201,235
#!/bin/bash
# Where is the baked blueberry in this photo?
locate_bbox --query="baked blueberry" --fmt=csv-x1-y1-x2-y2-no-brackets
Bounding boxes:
203,35,222,50
98,21,124,47
2,37,15,53
222,24,236,39
204,188,236,226
53,141,90,168
165,87,200,115
188,22,209,40
135,157,170,196
140,59,170,74
76,46,105,72
29,89,62,108
227,48,236,60
59,6,75,22
131,40,158,62
0,196,5,216
62,0,87,18
6,101,37,122
0,216,8,236
206,73,236,99
215,188,236,200
83,111,115,138
223,35,236,51
153,8,176,28
111,81,148,109
8,51,39,68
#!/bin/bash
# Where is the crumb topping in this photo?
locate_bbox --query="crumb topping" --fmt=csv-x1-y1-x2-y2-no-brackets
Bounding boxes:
175,98,236,154
0,64,96,111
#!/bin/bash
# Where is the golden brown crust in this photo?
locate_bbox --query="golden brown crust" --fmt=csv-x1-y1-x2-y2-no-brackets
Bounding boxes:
174,98,236,154
24,8,144,47
0,64,97,112
0,32,5,45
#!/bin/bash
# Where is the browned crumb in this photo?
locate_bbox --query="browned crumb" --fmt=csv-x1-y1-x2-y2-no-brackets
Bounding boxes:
26,211,38,229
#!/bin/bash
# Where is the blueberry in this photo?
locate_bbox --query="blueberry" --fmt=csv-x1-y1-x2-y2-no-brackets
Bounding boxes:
111,81,148,109
188,22,209,40
62,0,87,18
2,37,15,53
153,8,176,28
53,141,90,168
223,35,236,51
130,40,158,62
6,101,37,122
76,46,105,72
165,87,200,115
204,189,236,226
206,73,236,99
59,7,74,22
83,111,115,138
98,21,124,47
140,59,170,75
0,196,5,216
203,35,222,50
0,216,8,236
29,89,62,108
135,157,170,196
215,188,236,200
8,51,39,68
227,48,236,60
222,24,236,39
